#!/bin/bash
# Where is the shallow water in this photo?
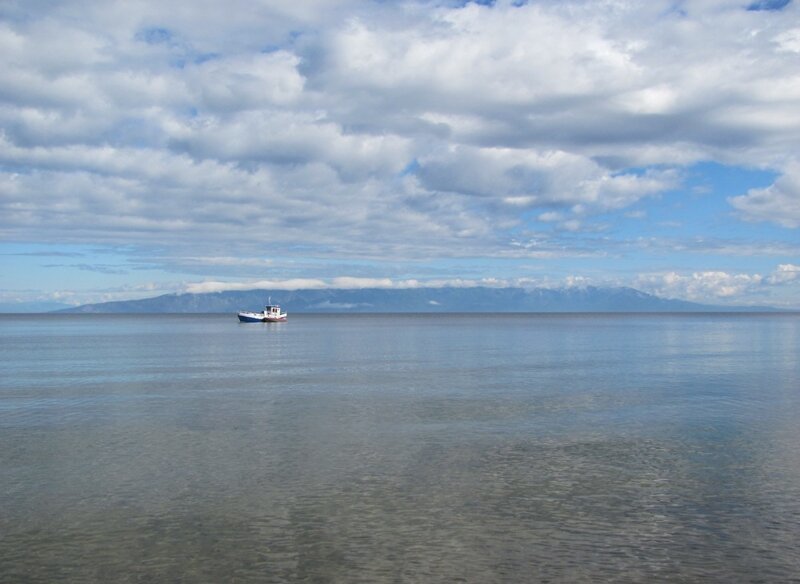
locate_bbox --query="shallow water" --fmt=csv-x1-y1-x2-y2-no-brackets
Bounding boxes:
1,313,799,582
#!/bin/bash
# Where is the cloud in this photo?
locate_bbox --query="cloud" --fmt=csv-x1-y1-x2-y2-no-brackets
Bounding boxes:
767,263,800,284
165,109,411,180
182,276,526,294
7,250,85,257
78,264,127,275
174,256,275,268
635,264,800,304
665,271,764,299
729,162,800,228
1,0,799,304
185,279,328,293
414,145,677,214
630,236,800,257
310,1,800,168
0,279,184,306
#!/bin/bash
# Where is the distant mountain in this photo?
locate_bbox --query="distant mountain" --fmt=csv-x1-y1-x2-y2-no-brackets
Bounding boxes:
56,286,781,314
1,301,73,313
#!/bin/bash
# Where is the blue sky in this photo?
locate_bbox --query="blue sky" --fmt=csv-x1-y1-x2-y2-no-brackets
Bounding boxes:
1,0,799,309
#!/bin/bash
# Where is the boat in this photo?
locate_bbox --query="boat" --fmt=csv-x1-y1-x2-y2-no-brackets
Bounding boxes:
237,302,287,322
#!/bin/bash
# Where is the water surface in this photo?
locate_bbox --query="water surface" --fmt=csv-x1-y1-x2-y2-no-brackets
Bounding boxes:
1,313,799,582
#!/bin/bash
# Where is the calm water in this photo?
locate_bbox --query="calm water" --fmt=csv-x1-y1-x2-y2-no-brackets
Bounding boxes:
1,313,799,583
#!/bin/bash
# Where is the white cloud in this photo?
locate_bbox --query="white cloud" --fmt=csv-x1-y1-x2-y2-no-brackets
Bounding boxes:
414,145,677,227
775,27,800,53
0,279,186,307
635,270,760,300
3,1,799,239
1,0,799,306
635,264,800,304
729,161,800,228
185,279,328,293
313,1,800,167
174,256,275,268
767,263,800,284
182,276,530,294
166,109,412,180
324,5,636,107
187,52,306,111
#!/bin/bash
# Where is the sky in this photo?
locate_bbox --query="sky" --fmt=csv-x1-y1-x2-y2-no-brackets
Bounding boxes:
1,0,799,309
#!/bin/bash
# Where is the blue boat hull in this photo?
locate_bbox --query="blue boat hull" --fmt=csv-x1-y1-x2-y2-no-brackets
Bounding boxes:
238,313,265,322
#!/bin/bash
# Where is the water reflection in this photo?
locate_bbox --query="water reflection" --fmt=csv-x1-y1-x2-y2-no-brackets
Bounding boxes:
1,314,799,582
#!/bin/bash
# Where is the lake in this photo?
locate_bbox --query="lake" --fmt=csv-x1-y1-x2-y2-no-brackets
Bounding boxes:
1,313,799,582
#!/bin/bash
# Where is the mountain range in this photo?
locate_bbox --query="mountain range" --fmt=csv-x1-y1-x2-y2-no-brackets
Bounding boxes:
55,286,781,313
